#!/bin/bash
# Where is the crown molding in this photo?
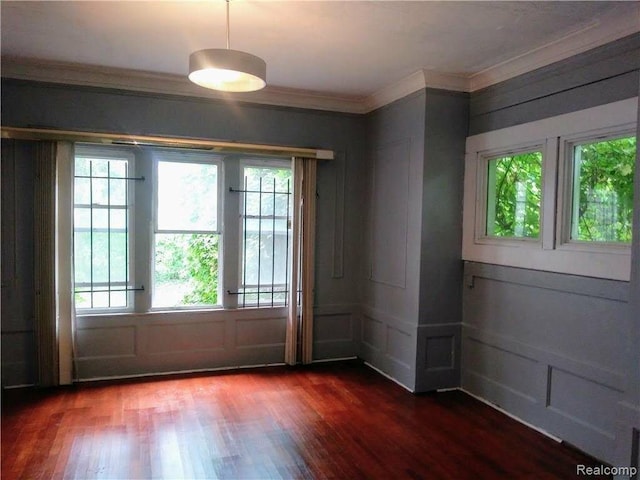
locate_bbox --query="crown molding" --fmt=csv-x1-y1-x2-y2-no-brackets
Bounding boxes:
469,9,640,92
363,69,469,112
0,57,369,114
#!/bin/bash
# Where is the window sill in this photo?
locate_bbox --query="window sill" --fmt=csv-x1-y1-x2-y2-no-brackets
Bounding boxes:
76,305,288,321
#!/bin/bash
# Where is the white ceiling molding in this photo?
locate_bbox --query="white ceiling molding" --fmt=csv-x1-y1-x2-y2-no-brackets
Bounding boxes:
469,8,639,92
1,57,368,114
364,70,469,112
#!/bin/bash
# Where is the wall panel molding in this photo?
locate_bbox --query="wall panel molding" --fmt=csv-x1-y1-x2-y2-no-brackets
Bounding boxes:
463,325,626,392
369,139,410,289
331,151,346,279
462,261,631,463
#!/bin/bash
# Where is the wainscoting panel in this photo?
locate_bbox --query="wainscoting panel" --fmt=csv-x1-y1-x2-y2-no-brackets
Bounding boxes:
546,366,620,461
76,326,136,359
0,331,34,386
415,323,461,392
235,317,284,348
147,321,225,354
361,314,385,353
462,262,630,464
359,307,416,390
425,336,454,370
313,305,358,360
74,305,360,380
386,325,413,370
74,309,288,380
464,337,541,404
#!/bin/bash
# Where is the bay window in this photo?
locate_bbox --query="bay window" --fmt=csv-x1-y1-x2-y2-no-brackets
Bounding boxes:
73,144,293,313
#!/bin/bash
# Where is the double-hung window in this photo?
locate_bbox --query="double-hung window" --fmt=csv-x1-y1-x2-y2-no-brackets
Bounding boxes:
73,146,134,311
236,163,292,307
153,153,221,309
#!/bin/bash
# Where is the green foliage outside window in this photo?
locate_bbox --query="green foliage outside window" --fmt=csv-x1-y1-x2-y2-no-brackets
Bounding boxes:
572,136,636,243
486,151,542,239
182,235,219,305
154,233,219,307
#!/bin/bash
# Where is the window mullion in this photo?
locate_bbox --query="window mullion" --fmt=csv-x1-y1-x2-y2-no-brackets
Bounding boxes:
222,158,241,309
542,137,558,251
134,150,153,313
107,161,111,308
89,160,94,309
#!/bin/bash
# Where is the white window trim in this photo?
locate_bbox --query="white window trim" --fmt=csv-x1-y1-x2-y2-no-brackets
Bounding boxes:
463,97,637,281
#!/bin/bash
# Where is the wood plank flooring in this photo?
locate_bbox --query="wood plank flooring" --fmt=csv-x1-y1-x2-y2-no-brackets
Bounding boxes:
2,361,608,479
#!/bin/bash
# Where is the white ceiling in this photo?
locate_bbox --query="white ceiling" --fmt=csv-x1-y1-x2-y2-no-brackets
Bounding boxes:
1,1,639,105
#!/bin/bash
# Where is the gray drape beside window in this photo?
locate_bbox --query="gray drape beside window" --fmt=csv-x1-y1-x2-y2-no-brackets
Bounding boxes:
33,141,59,387
33,140,74,387
285,157,317,365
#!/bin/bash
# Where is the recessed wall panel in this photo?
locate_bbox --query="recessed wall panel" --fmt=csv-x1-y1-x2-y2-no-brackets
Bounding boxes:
146,321,224,354
425,335,454,371
314,314,352,342
76,327,136,358
236,317,285,347
362,315,385,350
465,337,540,402
370,140,409,288
386,326,412,369
547,367,619,438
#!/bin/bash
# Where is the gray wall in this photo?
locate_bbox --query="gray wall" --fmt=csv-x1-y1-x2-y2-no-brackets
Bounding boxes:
462,262,631,463
616,70,640,476
1,80,365,381
360,91,426,390
1,140,36,386
416,89,468,392
462,32,640,467
360,88,468,392
470,33,640,135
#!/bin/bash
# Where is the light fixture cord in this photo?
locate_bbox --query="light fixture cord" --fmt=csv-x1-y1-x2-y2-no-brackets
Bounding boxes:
226,0,230,50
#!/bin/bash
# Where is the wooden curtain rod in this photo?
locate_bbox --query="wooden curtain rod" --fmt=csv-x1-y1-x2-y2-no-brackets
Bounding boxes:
0,126,334,160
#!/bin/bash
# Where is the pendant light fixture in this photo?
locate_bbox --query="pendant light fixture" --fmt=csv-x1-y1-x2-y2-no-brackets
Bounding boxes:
188,0,266,92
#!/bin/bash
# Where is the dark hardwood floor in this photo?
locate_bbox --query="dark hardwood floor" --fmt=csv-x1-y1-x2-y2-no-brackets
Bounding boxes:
2,361,608,479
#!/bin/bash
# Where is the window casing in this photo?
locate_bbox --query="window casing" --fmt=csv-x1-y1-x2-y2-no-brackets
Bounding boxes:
463,97,637,281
